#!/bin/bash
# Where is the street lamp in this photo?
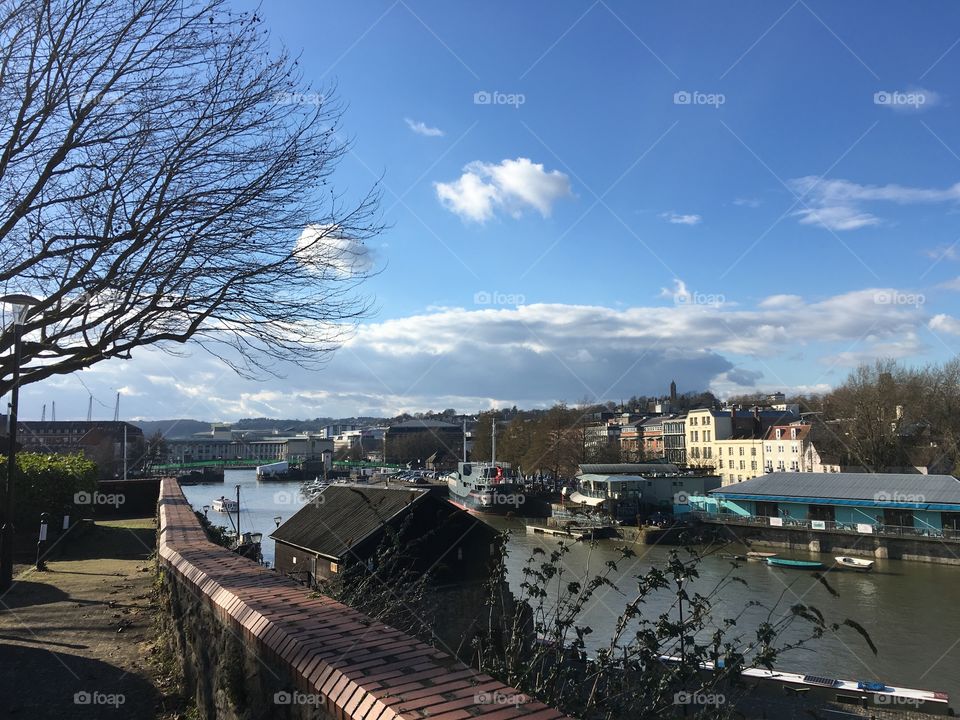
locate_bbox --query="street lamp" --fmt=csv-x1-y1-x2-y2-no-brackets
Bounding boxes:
0,294,40,591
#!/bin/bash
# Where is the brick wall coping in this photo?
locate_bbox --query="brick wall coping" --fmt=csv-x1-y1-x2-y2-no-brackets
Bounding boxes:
158,478,569,720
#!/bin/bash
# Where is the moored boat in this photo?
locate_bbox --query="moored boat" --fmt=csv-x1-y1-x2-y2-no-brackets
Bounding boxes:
212,496,239,513
766,557,825,570
446,461,526,515
835,556,875,571
746,551,778,560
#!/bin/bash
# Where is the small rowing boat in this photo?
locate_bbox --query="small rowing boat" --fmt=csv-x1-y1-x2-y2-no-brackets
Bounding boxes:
766,557,824,570
835,556,874,571
746,551,777,560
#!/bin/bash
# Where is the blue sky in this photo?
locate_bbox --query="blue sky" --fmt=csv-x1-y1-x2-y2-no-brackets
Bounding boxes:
20,1,960,420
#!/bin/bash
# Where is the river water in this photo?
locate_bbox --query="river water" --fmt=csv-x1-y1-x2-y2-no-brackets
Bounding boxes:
182,470,960,701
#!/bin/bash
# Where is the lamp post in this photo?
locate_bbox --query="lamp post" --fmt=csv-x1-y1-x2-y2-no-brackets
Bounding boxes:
0,294,40,592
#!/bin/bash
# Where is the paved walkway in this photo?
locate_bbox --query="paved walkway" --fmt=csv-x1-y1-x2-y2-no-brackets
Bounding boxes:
0,518,178,719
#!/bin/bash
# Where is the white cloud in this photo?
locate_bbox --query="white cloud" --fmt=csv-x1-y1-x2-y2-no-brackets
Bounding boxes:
404,118,444,137
926,245,960,262
435,158,572,222
18,287,943,421
295,224,374,278
733,197,761,208
938,277,960,290
929,314,960,335
660,211,702,225
789,176,960,231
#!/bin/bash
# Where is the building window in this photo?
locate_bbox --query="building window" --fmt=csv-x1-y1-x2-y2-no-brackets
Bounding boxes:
739,460,745,470
728,447,733,456
751,461,757,470
739,447,744,456
765,444,771,452
719,459,724,468
775,429,782,439
777,445,784,453
705,447,712,459
704,431,711,442
751,447,757,456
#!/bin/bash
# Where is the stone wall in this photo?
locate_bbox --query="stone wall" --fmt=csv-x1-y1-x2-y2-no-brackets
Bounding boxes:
157,478,568,720
706,521,960,565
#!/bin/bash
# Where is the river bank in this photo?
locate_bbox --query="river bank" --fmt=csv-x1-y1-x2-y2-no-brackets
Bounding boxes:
180,470,960,704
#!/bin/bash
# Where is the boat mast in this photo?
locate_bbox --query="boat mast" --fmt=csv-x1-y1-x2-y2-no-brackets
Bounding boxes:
491,417,496,463
462,419,467,462
235,483,241,537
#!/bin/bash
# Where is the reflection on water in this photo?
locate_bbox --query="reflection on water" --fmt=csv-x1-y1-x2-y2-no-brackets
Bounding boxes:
181,470,960,701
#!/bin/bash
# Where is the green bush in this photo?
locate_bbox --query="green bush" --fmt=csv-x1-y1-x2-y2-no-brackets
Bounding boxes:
0,452,98,527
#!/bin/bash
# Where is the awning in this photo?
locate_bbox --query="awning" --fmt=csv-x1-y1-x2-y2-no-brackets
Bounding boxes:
569,491,606,507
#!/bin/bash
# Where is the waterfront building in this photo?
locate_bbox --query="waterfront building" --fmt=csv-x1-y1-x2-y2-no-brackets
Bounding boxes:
573,463,720,521
663,414,687,464
271,485,498,650
715,437,765,485
685,408,730,469
17,420,144,479
640,416,667,458
698,472,960,535
618,423,642,461
166,430,332,467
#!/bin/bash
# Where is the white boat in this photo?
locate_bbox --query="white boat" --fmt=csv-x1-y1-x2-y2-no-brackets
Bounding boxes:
834,556,874,571
212,496,239,513
746,551,778,560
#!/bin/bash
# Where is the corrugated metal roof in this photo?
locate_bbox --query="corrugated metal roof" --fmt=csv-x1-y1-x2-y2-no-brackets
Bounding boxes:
711,472,960,504
578,463,680,475
270,486,429,559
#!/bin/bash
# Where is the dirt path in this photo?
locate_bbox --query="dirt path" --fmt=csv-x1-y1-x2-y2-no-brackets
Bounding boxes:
0,518,184,719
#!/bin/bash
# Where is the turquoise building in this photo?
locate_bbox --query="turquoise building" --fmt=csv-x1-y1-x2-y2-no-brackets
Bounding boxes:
689,472,960,536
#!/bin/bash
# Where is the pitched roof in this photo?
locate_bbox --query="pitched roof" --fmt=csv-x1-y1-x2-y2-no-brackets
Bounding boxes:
711,472,960,505
763,424,812,442
271,486,430,559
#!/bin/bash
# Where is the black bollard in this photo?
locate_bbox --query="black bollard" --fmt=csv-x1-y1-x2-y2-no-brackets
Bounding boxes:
35,512,50,571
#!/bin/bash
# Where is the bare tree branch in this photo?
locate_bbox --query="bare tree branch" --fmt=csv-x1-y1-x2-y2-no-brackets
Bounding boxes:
0,0,382,393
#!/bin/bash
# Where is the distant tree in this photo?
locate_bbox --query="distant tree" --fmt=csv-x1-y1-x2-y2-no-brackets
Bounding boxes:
145,431,168,467
0,0,381,396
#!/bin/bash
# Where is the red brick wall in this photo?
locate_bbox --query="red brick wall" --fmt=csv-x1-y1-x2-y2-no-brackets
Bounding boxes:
158,478,568,720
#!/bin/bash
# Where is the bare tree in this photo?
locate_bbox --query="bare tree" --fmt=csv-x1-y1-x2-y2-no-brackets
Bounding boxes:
0,0,381,395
